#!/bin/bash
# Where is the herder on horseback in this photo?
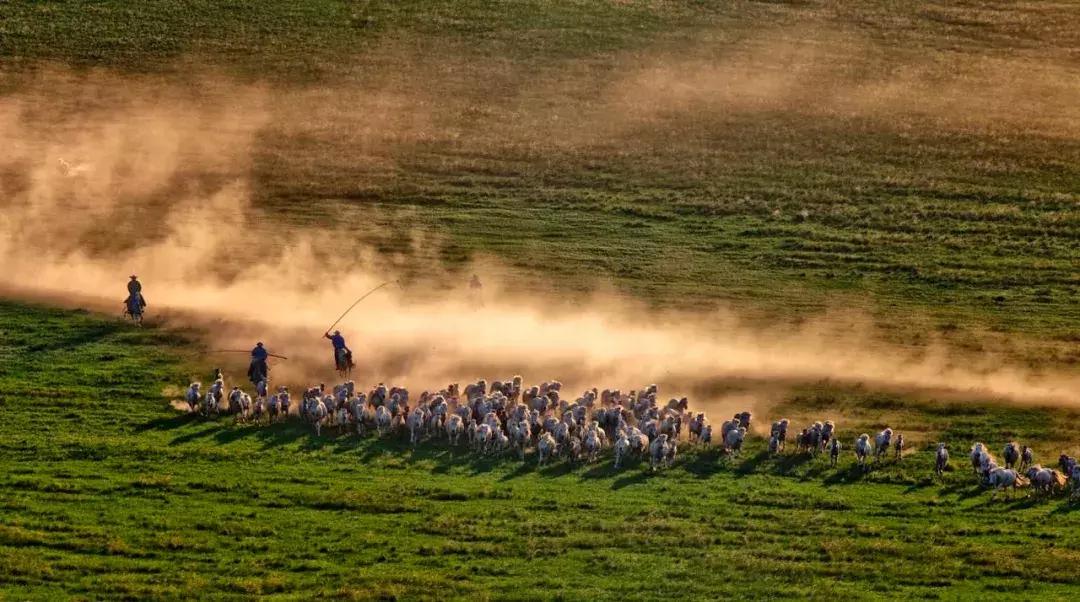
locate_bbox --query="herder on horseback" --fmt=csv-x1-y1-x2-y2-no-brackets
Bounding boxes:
248,342,271,385
325,330,354,376
320,280,397,376
123,274,147,324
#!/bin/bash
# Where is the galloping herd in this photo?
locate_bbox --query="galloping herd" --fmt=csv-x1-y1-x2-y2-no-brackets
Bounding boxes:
182,372,1080,502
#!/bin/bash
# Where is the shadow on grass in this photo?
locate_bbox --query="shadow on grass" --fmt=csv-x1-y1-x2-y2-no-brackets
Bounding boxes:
168,423,228,445
773,452,820,476
939,481,987,500
683,448,726,478
539,461,577,479
611,469,659,490
728,450,766,474
132,414,1078,511
241,422,319,450
136,412,201,432
25,322,124,355
1002,495,1046,510
1049,500,1080,514
147,415,836,487
580,460,628,480
823,464,871,485
499,461,535,481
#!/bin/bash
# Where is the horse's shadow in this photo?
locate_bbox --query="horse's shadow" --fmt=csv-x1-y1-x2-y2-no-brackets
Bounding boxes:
427,445,478,474
136,412,200,433
611,469,658,490
538,461,577,479
198,419,316,448
771,451,816,476
499,460,536,481
465,457,500,475
902,480,937,494
147,412,1000,496
1003,495,1045,510
169,423,228,445
1049,499,1080,514
731,450,769,476
939,481,986,499
823,464,870,485
579,461,618,480
973,494,1044,509
684,449,727,478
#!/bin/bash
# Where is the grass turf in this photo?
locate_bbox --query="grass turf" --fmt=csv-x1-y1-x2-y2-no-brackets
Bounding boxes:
1,302,1079,599
1,3,1079,596
1,1,1078,347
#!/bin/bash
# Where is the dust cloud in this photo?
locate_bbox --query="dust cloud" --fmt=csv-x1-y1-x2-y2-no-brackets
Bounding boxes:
593,28,1080,140
1,40,1078,410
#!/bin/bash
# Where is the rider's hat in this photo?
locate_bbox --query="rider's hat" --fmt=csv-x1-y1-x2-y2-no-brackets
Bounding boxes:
257,342,264,346
333,330,340,335
130,274,137,279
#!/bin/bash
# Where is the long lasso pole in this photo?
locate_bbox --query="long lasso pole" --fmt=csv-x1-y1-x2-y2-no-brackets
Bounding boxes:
210,350,289,360
324,280,397,334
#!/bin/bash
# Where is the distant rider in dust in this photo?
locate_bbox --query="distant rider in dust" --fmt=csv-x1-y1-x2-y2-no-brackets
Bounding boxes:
469,273,484,307
124,275,147,311
324,330,354,372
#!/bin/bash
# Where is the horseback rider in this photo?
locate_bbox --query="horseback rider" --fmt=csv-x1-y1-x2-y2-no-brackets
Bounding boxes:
124,275,147,311
248,342,270,385
468,273,484,307
324,330,354,372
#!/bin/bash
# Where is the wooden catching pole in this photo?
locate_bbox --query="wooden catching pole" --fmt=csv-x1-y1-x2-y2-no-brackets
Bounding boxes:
210,350,289,360
323,280,398,335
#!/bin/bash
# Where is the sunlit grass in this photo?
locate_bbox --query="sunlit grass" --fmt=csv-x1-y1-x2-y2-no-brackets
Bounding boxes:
1,302,1078,598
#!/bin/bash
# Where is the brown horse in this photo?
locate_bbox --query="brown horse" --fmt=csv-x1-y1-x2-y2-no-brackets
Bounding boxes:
335,348,354,378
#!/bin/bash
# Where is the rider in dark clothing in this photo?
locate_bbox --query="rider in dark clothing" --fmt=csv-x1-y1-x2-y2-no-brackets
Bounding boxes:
468,274,484,307
125,275,146,309
324,330,353,370
248,342,269,384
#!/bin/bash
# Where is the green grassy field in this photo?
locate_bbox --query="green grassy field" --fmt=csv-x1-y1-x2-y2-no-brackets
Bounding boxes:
2,302,1080,600
2,1,1078,344
1,1,1080,599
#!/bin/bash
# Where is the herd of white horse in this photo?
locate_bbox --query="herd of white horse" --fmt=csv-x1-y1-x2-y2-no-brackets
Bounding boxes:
182,374,1080,501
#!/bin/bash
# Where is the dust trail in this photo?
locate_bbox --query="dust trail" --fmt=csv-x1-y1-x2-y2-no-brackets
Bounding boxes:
1,62,1078,407
591,27,1080,141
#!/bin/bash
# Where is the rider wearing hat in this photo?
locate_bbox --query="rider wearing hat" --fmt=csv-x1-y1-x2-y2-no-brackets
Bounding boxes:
248,342,270,384
324,330,354,371
124,275,146,312
251,342,269,362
